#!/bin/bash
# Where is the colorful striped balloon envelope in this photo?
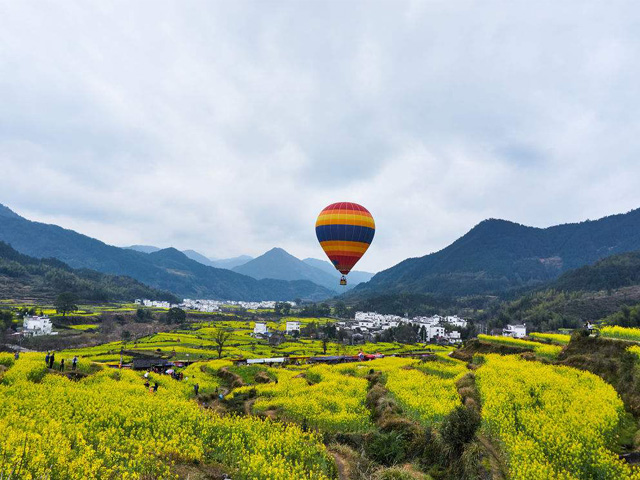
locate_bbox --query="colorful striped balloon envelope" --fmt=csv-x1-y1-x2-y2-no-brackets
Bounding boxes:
315,202,375,284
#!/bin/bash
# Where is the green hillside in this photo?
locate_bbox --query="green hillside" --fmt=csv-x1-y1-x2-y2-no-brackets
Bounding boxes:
553,250,640,292
352,208,640,297
0,242,178,303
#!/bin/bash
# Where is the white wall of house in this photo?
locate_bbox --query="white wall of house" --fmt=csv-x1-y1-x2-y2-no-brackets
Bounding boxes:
285,321,300,333
253,322,268,335
503,324,527,338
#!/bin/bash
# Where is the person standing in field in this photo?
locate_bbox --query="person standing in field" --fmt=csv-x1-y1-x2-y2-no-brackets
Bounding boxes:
14,351,19,360
72,356,78,370
153,382,158,392
45,352,50,366
59,359,65,371
49,352,55,369
194,383,199,396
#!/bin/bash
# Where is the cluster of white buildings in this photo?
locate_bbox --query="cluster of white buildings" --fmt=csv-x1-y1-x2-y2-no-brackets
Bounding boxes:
22,315,57,337
343,312,467,344
135,299,296,313
253,320,300,337
136,299,176,309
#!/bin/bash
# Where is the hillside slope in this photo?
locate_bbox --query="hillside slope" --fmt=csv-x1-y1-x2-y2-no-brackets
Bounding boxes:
209,255,253,269
0,205,332,301
181,249,216,267
477,249,640,331
552,250,640,292
0,242,178,303
352,208,640,297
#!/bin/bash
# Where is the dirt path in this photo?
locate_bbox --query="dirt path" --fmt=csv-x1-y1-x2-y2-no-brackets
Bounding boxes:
243,397,255,415
331,451,350,480
477,435,509,480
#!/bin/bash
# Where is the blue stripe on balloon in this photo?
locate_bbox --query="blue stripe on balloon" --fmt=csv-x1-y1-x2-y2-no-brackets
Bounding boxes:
315,224,375,244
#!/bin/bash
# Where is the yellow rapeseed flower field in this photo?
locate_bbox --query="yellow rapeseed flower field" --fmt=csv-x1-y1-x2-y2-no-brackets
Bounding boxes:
0,353,335,480
601,326,640,342
234,364,373,433
528,332,571,345
476,354,640,480
478,334,563,360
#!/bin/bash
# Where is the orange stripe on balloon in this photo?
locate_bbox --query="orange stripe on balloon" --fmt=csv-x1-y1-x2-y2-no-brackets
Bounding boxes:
322,246,370,255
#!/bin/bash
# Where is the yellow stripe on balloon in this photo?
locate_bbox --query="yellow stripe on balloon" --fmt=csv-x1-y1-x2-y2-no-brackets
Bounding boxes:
320,241,371,253
315,214,375,228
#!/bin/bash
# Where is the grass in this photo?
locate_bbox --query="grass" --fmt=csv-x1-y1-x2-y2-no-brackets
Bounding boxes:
68,324,99,331
477,334,563,360
529,332,571,345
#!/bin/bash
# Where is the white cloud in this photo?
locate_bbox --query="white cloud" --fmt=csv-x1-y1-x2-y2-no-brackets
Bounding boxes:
1,0,640,273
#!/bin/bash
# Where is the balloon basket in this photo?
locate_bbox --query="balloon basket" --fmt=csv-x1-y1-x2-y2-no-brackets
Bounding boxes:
340,276,347,286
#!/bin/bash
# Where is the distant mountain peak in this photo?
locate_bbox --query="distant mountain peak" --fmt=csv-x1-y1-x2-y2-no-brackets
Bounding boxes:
182,249,216,267
471,218,529,232
233,247,340,290
264,247,294,257
150,247,189,262
125,245,161,254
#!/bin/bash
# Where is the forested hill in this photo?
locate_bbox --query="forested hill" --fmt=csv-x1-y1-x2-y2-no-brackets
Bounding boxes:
551,250,640,292
0,242,178,302
0,205,333,301
351,208,640,297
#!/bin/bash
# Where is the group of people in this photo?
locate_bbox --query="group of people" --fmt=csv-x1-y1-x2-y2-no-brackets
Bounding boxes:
141,369,201,397
143,371,159,393
44,352,78,371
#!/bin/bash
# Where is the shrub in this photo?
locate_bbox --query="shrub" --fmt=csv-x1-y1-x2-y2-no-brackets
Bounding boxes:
0,352,15,368
365,430,410,466
439,406,481,460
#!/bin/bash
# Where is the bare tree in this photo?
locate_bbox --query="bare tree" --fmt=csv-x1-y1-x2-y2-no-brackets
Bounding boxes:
213,328,232,359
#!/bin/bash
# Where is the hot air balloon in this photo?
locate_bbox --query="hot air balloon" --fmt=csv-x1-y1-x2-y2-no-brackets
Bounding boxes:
315,202,375,286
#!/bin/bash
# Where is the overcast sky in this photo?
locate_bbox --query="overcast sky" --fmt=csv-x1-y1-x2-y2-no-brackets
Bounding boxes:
1,1,640,273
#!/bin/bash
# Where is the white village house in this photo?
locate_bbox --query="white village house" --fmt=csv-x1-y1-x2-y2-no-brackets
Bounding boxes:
253,322,268,336
22,315,57,337
444,315,468,329
423,324,446,342
285,321,300,334
503,324,527,338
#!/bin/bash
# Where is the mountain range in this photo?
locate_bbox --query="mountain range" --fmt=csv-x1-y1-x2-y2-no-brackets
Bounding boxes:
125,245,253,269
0,205,332,301
5,201,640,304
351,208,640,298
232,248,373,292
127,244,374,292
0,241,178,303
